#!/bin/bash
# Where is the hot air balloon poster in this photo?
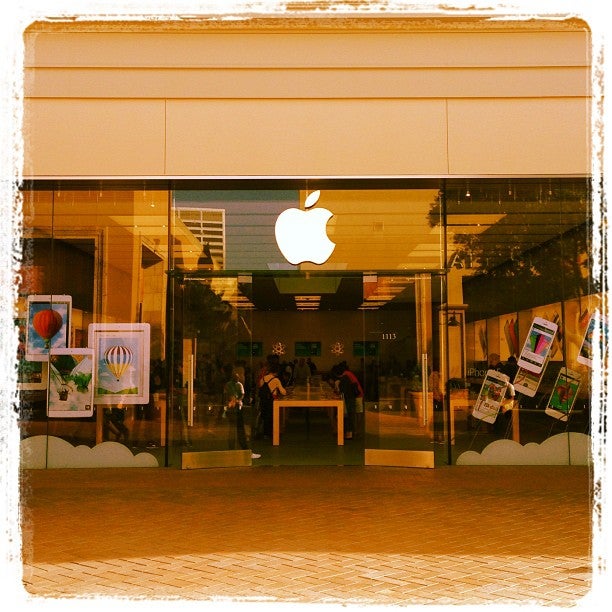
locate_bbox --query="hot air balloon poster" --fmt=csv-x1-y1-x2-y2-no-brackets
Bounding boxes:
25,295,72,361
88,323,150,404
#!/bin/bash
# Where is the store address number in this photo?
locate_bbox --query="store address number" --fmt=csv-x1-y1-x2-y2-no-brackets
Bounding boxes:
381,332,397,340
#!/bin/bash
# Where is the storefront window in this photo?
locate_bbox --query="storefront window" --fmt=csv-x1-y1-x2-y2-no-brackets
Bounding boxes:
17,179,595,468
18,188,169,462
438,179,595,463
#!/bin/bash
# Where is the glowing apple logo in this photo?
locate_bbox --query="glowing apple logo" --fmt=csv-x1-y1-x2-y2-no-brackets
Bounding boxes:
275,190,336,265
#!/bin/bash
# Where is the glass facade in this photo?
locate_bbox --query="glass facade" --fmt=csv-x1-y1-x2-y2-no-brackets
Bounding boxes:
444,179,595,461
17,179,596,468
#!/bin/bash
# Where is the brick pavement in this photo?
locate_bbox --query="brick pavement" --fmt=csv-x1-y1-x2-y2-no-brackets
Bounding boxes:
16,465,598,609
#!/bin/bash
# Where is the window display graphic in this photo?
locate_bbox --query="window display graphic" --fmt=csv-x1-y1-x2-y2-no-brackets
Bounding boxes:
25,295,72,361
576,313,602,368
516,317,558,374
513,364,546,397
47,348,94,417
545,368,581,422
88,323,150,404
476,320,488,361
471,368,511,424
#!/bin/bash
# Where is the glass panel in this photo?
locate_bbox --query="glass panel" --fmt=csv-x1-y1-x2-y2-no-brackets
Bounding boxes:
168,187,444,466
18,188,169,466
167,270,448,467
18,179,593,469
167,271,365,465
439,179,595,464
363,274,446,467
167,275,262,460
173,188,443,272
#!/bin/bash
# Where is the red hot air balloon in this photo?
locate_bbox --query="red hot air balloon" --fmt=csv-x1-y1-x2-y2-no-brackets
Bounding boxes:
32,308,63,349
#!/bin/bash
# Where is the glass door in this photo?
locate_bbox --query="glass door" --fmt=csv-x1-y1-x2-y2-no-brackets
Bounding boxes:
166,185,448,467
166,270,445,468
363,273,443,468
168,271,370,467
166,273,259,468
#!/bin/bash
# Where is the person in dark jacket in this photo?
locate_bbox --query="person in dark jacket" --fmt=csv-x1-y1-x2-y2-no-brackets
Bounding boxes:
336,361,363,440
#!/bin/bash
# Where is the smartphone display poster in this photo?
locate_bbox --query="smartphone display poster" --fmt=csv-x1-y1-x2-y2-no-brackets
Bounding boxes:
545,368,581,422
517,317,558,374
576,313,604,368
471,369,511,424
513,365,545,397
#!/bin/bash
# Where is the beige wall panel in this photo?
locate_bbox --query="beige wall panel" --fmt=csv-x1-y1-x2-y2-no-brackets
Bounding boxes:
24,31,589,69
166,99,448,177
447,98,590,175
25,66,590,99
23,99,166,177
22,97,591,178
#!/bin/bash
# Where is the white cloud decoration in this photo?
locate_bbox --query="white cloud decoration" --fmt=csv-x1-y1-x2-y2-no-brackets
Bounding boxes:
21,435,159,468
456,432,591,466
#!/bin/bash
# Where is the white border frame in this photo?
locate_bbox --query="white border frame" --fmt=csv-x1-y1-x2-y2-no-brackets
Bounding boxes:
47,348,95,418
88,323,150,405
545,367,582,422
25,295,72,361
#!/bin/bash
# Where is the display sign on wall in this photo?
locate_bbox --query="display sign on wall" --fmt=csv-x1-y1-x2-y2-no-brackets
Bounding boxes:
501,315,519,358
236,341,263,357
295,341,321,357
353,341,379,357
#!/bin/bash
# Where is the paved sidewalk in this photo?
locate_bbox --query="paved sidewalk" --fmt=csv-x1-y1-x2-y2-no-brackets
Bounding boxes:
16,465,597,609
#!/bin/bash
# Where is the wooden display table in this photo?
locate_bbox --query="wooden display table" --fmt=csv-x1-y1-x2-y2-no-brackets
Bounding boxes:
273,388,344,446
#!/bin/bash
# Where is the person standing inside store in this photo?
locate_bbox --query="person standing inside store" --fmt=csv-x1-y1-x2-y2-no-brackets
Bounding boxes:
293,357,310,385
337,361,363,440
306,357,317,376
258,361,287,440
488,353,503,372
223,365,260,459
501,355,519,382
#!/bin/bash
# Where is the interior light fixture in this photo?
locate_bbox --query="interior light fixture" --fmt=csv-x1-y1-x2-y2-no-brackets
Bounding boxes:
295,295,321,311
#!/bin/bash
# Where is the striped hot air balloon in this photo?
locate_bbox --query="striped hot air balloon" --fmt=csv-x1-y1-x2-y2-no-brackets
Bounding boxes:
103,345,133,381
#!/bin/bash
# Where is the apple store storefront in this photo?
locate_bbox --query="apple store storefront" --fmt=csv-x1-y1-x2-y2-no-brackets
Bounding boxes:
18,178,597,469
17,16,597,470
